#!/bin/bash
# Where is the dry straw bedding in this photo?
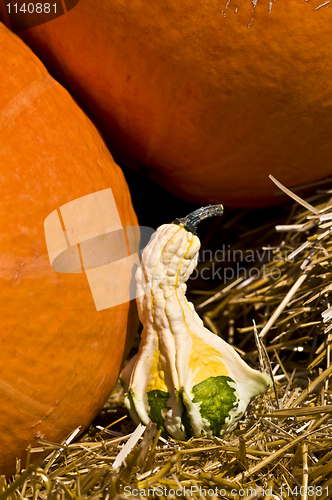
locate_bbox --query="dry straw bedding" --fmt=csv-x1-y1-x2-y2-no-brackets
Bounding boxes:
2,178,332,500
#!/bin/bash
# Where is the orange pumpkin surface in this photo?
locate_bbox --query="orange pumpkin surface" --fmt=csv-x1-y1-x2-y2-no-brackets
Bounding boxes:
0,22,138,477
1,0,332,206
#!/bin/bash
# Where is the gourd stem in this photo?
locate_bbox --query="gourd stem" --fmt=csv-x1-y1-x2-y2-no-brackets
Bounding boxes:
173,204,224,234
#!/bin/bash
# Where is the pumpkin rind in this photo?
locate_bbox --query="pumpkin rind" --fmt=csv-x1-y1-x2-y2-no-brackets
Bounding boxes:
0,23,138,477
3,0,332,206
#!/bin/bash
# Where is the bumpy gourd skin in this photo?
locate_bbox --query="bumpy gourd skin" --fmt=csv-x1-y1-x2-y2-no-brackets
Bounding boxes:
121,223,271,439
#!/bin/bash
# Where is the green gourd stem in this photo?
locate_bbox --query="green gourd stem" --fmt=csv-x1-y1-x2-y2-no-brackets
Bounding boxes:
172,204,224,234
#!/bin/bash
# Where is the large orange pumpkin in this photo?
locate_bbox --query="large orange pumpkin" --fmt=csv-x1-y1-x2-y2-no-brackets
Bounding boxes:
0,22,138,477
1,0,332,206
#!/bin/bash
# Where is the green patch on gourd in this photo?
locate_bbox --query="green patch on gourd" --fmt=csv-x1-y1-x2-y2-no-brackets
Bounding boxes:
192,376,239,436
147,390,170,434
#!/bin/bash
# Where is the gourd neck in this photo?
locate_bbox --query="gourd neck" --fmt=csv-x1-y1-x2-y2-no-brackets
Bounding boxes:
172,204,224,234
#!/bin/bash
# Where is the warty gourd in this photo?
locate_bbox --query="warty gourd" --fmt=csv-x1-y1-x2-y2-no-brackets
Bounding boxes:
121,206,271,439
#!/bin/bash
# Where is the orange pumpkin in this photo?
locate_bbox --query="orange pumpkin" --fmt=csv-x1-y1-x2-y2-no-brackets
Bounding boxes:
0,22,138,477
1,0,332,206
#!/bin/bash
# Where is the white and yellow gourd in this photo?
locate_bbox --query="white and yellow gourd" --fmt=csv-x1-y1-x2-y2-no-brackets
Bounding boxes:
121,205,271,439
